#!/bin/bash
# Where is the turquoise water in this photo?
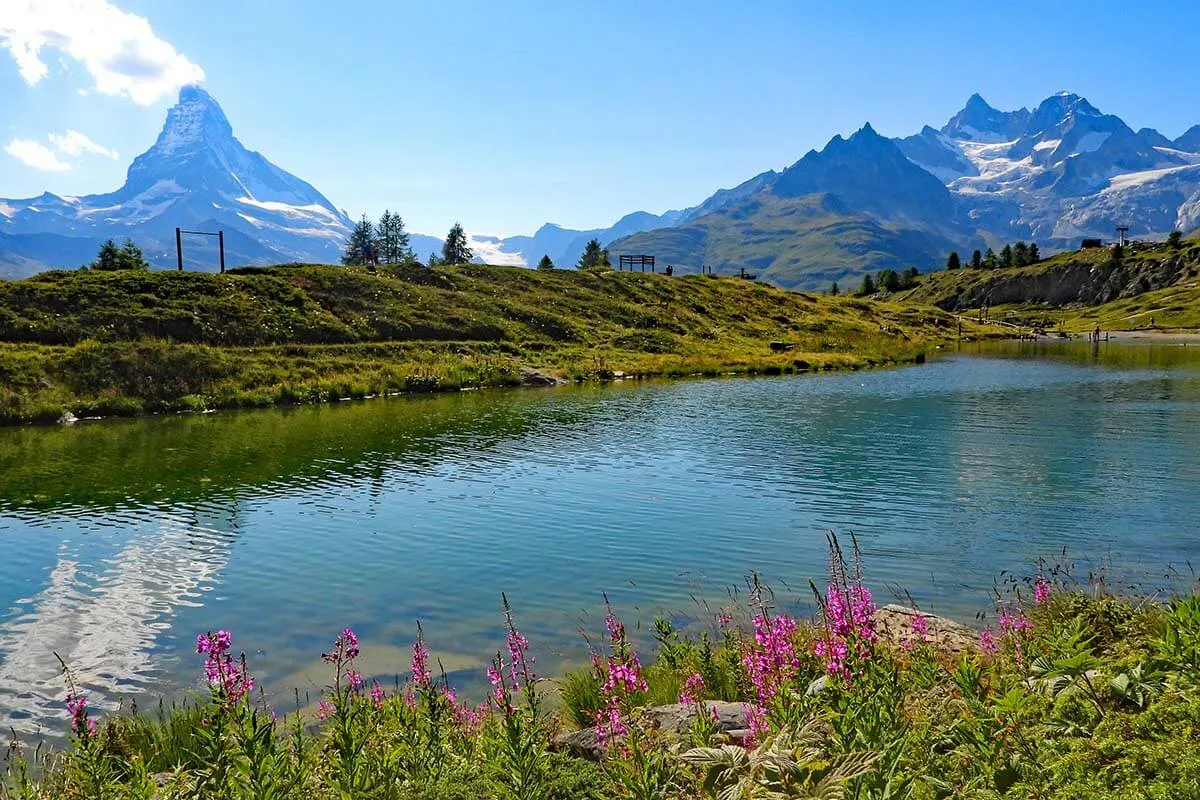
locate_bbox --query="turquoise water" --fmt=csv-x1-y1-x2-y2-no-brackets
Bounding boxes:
1,341,1199,736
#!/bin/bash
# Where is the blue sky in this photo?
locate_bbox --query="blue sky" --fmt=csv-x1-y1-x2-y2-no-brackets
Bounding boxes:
3,0,1200,236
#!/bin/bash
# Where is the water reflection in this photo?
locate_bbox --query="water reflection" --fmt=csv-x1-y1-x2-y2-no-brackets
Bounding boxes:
0,502,238,735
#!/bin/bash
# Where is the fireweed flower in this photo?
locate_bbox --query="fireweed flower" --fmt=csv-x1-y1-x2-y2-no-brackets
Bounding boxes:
814,579,877,686
718,613,732,628
370,682,385,710
196,630,254,704
979,628,998,654
66,692,97,740
743,612,800,704
594,613,648,748
679,672,706,706
1034,576,1051,607
411,638,431,688
316,699,336,721
346,670,364,692
743,703,769,746
999,611,1034,662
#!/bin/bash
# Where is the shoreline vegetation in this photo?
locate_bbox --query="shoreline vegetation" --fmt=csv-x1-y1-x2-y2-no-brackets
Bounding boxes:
0,264,991,426
4,541,1199,799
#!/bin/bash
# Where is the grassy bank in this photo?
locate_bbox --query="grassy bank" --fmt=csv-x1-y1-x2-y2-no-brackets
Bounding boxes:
0,265,981,424
5,545,1198,799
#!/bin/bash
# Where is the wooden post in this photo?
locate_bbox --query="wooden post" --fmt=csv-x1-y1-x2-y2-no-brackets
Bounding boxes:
218,230,225,273
176,227,183,271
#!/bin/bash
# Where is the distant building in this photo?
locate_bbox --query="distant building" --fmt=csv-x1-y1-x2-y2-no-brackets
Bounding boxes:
1080,238,1103,249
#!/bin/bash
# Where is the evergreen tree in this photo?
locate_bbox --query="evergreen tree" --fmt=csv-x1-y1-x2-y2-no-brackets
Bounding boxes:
983,248,998,269
91,238,148,270
1029,242,1041,262
92,239,122,271
577,238,608,270
1013,241,1030,267
900,266,920,288
829,281,839,296
876,268,901,293
1168,231,1183,249
946,251,961,270
536,254,554,270
427,251,441,267
999,244,1014,269
442,222,473,265
377,210,413,264
859,273,876,295
342,214,378,266
970,249,983,269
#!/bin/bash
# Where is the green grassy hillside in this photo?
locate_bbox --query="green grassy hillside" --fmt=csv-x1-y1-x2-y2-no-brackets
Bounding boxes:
0,264,980,423
900,239,1200,311
608,193,955,290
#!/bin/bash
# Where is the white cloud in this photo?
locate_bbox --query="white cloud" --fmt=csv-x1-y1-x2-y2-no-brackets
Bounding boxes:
49,129,118,159
0,0,204,105
5,139,71,171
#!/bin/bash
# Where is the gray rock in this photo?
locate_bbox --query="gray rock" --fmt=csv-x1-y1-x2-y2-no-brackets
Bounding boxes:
550,728,603,761
520,368,566,387
805,675,828,696
873,604,978,655
643,700,748,734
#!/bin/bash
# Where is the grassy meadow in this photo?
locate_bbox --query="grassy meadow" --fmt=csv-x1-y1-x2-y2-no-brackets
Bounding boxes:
0,264,983,424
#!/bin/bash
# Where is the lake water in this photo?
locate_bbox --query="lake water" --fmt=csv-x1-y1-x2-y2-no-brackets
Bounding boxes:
2,340,1199,737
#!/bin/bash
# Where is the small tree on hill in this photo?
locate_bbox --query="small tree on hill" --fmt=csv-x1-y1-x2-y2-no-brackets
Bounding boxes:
1013,241,1030,267
876,268,901,293
377,210,413,264
91,238,149,270
946,251,961,270
999,244,1014,269
442,222,473,265
983,248,997,269
427,251,442,267
1168,231,1183,249
829,281,839,296
900,266,920,289
536,254,554,270
859,273,876,295
970,249,983,269
577,238,609,270
1029,242,1041,262
342,214,378,266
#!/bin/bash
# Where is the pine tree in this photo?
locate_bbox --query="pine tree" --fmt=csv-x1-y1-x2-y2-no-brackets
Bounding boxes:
427,251,441,267
983,248,997,269
829,281,839,296
877,268,901,293
971,249,983,269
946,251,961,270
901,266,920,288
536,254,554,270
999,244,1014,269
859,273,876,295
91,239,122,270
442,223,473,265
118,239,149,270
577,238,608,270
377,210,413,264
342,214,378,266
1029,242,1040,262
1013,241,1030,267
1168,231,1183,249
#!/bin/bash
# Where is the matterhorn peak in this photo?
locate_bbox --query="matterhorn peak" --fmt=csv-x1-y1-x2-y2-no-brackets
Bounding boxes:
152,84,234,154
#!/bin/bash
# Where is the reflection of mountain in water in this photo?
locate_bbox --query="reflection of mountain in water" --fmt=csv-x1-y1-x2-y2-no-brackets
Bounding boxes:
0,502,238,736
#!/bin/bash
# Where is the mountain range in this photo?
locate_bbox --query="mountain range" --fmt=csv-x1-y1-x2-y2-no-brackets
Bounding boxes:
4,88,1200,287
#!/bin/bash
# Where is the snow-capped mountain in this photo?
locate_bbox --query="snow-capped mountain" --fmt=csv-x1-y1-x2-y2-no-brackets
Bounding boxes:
894,91,1200,244
0,86,353,275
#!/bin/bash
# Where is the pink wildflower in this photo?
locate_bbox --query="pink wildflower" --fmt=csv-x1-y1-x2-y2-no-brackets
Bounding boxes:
66,692,97,740
196,630,253,705
743,612,799,704
346,670,364,692
594,612,648,747
370,682,385,709
717,613,731,628
316,699,335,721
411,638,431,688
743,704,768,747
679,672,705,706
1034,577,1051,607
978,628,998,654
